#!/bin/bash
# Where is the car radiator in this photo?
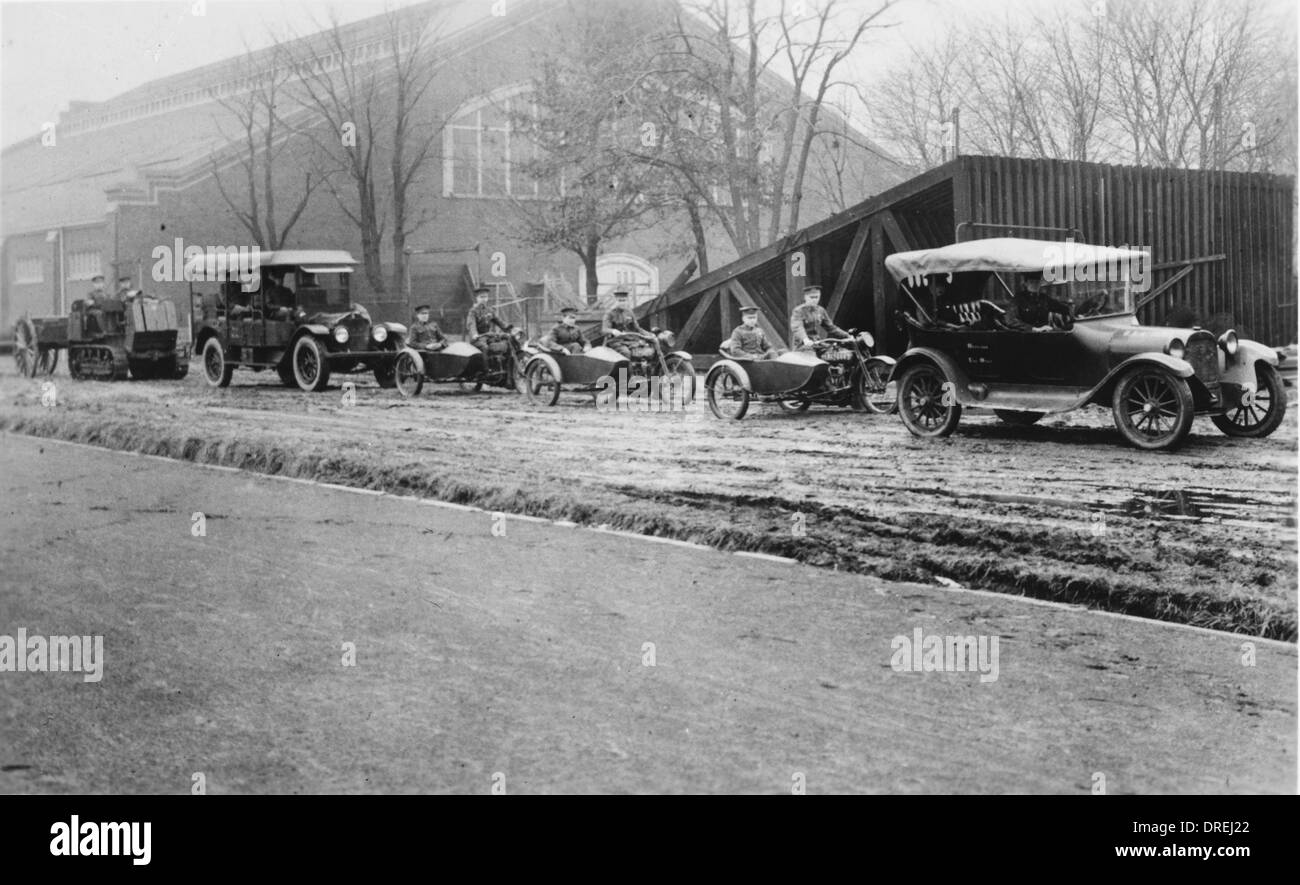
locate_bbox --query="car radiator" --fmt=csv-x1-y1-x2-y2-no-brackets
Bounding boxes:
1185,337,1221,402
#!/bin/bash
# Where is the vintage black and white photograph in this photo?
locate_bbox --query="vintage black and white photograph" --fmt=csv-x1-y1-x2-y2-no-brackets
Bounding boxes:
0,0,1295,810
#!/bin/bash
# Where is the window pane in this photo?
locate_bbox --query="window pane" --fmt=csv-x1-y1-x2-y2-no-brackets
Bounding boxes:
482,129,507,196
479,103,508,129
453,128,478,194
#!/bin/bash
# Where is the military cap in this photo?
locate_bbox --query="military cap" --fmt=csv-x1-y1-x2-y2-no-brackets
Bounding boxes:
118,275,133,284
473,285,491,295
612,287,631,297
739,305,761,315
559,306,578,315
414,304,430,313
91,273,105,283
802,285,822,296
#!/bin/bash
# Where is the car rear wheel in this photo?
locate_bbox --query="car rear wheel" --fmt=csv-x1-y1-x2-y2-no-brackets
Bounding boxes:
292,336,331,392
995,410,1045,426
1211,364,1286,438
897,363,961,437
1111,365,1194,450
706,364,750,420
202,338,233,388
856,358,898,414
394,350,424,399
524,360,560,406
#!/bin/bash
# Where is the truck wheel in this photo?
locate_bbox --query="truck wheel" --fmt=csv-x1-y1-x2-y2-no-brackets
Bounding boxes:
897,363,961,437
292,336,331,392
202,338,233,388
1111,365,1194,450
1211,363,1287,438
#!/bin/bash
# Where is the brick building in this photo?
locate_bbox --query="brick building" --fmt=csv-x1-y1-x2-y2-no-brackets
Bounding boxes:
1,0,907,339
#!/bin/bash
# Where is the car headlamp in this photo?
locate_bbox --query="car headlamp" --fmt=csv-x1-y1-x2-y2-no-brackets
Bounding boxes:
1219,329,1239,356
333,326,349,344
1165,338,1185,360
372,326,388,343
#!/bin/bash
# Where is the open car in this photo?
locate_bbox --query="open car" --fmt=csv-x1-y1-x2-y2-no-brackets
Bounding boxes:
884,237,1286,450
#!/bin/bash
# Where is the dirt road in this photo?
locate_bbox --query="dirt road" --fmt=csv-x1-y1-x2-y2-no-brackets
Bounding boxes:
1,435,1293,793
0,363,1295,637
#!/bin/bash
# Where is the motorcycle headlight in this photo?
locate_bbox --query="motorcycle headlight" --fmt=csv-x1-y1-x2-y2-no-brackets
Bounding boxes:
1165,338,1185,360
1219,329,1238,356
858,330,875,349
658,330,676,348
372,325,388,343
333,326,350,345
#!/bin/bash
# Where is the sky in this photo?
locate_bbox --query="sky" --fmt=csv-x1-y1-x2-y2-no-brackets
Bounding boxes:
0,0,1295,149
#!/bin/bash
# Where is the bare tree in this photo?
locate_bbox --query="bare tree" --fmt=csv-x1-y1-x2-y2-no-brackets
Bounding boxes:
280,4,446,294
209,52,320,250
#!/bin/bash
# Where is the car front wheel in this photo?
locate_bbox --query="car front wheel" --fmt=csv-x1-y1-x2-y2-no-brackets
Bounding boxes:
292,336,331,392
1111,365,1194,450
202,338,233,388
897,363,961,437
1211,363,1287,438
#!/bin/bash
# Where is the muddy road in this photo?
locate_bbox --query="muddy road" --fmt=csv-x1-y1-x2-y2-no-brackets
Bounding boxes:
1,362,1295,637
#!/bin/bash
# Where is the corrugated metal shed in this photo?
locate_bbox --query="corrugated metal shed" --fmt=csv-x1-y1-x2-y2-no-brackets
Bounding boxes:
643,155,1296,355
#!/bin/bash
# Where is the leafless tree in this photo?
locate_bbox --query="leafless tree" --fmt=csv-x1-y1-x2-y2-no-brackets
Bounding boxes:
209,52,320,250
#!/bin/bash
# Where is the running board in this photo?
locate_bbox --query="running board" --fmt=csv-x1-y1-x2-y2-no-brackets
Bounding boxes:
964,384,1092,413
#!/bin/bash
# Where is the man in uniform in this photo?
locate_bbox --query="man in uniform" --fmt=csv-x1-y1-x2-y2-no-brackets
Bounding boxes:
1002,273,1073,332
790,285,849,351
725,306,778,360
465,286,503,348
409,305,447,351
87,273,107,306
540,306,589,354
601,288,649,358
115,275,137,300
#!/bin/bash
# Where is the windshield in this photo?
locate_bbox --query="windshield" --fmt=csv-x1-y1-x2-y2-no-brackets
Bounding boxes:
1003,274,1134,319
279,270,351,312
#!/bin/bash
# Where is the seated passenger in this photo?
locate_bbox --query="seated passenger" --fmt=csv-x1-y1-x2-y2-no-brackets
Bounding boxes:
540,307,588,354
1002,273,1073,331
725,306,778,359
409,305,448,351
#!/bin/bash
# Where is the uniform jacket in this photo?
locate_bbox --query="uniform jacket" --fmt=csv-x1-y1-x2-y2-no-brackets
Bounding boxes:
602,306,643,336
466,304,501,339
790,303,846,345
728,324,773,357
409,320,447,349
542,323,586,350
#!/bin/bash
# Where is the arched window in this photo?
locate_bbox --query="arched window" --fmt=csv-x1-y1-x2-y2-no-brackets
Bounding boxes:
443,85,538,198
577,253,660,302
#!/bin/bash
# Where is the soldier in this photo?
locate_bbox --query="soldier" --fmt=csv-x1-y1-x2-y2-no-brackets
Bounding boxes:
602,288,649,358
725,306,778,360
409,305,447,351
790,285,849,351
1003,273,1073,332
115,275,136,300
465,286,503,348
87,273,107,306
540,306,589,354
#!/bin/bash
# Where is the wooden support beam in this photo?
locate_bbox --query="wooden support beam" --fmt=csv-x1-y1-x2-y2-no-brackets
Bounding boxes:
637,256,698,326
1135,264,1194,312
826,218,872,320
729,280,786,348
718,285,732,339
676,288,718,349
878,209,911,254
872,221,888,347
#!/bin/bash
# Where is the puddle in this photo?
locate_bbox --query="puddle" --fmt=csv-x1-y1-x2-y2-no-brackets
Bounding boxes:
1111,488,1297,528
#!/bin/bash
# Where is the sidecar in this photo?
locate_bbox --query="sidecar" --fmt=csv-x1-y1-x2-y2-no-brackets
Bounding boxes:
522,346,630,406
392,341,486,397
705,351,831,420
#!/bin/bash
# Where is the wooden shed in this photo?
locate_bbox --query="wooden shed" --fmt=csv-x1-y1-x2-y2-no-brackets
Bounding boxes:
642,155,1296,356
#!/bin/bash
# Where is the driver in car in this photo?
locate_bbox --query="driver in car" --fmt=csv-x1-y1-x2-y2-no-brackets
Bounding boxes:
725,306,779,360
790,285,849,352
1003,273,1073,332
